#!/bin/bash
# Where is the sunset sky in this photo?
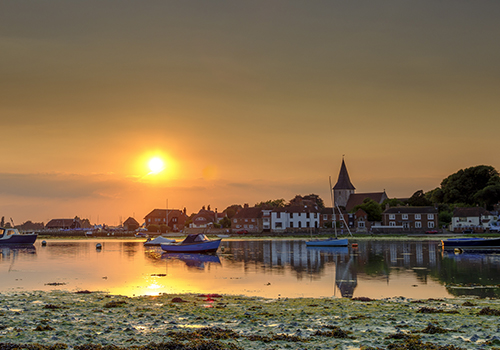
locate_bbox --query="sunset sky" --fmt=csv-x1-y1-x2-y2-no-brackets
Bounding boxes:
1,1,499,225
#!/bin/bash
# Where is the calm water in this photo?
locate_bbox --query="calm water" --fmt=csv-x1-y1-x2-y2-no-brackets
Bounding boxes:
1,239,500,299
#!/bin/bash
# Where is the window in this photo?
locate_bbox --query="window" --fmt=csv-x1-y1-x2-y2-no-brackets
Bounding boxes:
306,222,310,228
290,213,294,219
275,222,282,228
358,221,365,228
389,214,396,220
415,221,422,228
290,222,294,228
402,214,408,220
428,221,435,228
306,213,310,219
415,214,421,220
233,219,237,223
323,214,328,220
428,214,434,220
251,219,255,222
389,221,396,227
403,222,410,229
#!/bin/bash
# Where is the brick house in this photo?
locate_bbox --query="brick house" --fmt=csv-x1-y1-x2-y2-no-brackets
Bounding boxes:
231,206,263,233
189,208,226,229
382,206,438,232
144,209,188,232
46,218,81,230
123,217,140,231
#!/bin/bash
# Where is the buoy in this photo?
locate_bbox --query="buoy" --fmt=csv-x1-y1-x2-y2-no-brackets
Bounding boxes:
454,248,463,254
96,243,102,250
351,243,358,248
41,240,47,246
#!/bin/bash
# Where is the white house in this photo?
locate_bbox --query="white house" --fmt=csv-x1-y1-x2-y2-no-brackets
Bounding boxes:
450,207,494,232
271,206,320,232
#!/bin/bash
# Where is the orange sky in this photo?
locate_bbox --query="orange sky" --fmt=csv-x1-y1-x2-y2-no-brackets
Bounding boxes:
1,1,500,225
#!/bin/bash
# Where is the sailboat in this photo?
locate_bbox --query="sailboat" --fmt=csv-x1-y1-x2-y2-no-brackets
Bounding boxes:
306,176,352,247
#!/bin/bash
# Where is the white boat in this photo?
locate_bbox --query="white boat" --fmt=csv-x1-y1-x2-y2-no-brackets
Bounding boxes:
144,236,176,246
0,227,37,245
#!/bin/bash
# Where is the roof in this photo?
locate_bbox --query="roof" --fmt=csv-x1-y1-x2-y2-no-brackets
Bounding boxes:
320,207,346,215
383,206,437,214
333,159,355,190
123,217,139,225
144,209,186,219
345,192,387,211
453,207,490,217
233,207,263,219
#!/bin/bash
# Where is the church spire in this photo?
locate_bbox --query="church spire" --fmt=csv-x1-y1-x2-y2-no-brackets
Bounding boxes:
333,158,355,190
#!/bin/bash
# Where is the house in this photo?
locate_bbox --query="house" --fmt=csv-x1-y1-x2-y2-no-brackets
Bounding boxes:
231,206,264,233
144,208,188,232
319,207,348,229
189,208,225,229
271,205,321,232
45,218,82,230
123,217,140,231
381,206,438,232
332,158,388,211
450,207,493,233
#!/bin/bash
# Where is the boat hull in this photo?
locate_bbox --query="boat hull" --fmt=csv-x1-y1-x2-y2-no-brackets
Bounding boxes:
0,234,37,245
441,237,500,249
160,239,221,253
306,238,349,247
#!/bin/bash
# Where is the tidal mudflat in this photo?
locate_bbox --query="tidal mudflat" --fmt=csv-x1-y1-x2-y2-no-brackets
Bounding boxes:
1,291,500,349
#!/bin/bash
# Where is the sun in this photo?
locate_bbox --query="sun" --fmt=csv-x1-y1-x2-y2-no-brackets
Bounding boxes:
148,157,165,174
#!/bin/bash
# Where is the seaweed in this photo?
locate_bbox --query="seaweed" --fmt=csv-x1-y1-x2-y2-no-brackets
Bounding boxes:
416,307,458,314
312,326,352,339
478,307,500,316
104,301,127,308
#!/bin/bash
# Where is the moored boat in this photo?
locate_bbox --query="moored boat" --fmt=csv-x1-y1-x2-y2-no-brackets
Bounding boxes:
0,227,37,245
440,237,500,250
160,233,221,253
306,238,349,247
144,236,176,246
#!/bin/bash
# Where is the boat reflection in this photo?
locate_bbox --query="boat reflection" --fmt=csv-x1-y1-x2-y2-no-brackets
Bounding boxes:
162,252,221,269
1,245,36,260
305,246,349,255
441,250,500,298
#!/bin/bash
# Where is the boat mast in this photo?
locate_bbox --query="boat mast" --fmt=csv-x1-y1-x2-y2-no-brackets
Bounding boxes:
329,176,337,239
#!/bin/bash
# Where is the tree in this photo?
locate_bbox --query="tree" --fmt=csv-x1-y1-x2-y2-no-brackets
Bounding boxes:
381,198,405,208
147,224,159,232
255,199,286,208
407,190,432,207
474,184,500,210
440,165,500,205
223,204,242,219
353,198,382,221
303,194,325,209
219,217,231,228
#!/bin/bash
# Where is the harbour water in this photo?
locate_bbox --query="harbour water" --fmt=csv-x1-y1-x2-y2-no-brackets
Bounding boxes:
1,239,499,299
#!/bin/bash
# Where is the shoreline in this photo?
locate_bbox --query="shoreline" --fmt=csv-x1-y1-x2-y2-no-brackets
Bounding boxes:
1,291,499,349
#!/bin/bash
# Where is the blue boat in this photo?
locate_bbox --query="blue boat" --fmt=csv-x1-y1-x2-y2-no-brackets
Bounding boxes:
441,237,500,250
306,238,349,247
0,227,37,245
160,233,221,253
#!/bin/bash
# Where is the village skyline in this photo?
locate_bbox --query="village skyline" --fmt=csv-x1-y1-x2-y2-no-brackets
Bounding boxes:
2,2,499,225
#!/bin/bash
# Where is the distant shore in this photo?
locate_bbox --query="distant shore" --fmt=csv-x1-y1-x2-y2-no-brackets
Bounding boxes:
1,291,499,349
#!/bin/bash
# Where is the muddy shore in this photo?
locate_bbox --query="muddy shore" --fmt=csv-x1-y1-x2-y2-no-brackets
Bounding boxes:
1,291,500,349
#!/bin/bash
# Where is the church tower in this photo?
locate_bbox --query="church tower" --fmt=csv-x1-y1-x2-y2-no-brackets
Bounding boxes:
333,158,355,208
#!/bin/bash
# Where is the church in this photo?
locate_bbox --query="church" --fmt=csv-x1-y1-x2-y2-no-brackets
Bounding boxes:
333,158,388,212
